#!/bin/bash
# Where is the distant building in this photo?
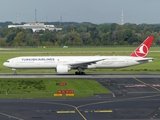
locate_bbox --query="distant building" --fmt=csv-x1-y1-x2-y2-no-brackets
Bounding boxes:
8,22,62,32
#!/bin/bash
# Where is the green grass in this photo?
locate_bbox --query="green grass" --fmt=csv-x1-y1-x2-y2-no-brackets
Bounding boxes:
0,78,110,98
0,46,160,52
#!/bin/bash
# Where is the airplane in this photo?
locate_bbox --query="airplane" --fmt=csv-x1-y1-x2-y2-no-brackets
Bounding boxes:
3,36,154,75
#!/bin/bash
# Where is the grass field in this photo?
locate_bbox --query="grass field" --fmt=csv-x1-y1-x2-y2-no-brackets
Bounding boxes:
0,47,160,73
0,78,110,98
0,46,160,52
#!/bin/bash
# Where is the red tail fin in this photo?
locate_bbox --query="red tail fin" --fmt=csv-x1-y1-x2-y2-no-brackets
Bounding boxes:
131,36,154,58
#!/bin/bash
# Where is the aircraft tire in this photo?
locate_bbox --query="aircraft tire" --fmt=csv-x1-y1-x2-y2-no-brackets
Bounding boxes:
75,71,85,75
81,72,85,75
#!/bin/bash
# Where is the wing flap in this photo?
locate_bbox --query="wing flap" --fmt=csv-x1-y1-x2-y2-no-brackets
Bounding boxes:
69,59,105,68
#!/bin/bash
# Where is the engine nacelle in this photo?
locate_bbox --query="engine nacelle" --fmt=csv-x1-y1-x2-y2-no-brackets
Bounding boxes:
55,64,71,73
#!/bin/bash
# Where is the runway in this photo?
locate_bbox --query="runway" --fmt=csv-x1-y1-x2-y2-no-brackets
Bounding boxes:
0,74,160,78
0,75,160,120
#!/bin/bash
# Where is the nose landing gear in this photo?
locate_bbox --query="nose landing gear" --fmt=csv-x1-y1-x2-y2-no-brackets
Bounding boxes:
12,68,17,75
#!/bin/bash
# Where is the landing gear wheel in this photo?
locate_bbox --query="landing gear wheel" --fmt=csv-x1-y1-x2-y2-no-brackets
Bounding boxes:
75,71,79,75
14,71,17,75
81,72,85,75
75,71,85,75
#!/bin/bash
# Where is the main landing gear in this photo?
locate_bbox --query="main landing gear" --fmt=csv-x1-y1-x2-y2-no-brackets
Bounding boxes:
75,71,85,75
75,67,85,75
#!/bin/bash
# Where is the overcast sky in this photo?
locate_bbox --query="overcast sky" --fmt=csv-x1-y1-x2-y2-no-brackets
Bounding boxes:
0,0,159,24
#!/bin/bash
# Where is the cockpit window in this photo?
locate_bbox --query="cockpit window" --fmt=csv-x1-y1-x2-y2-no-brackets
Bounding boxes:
6,61,10,63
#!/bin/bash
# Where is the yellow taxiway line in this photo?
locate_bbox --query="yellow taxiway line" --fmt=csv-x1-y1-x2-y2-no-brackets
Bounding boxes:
94,110,113,113
57,110,75,114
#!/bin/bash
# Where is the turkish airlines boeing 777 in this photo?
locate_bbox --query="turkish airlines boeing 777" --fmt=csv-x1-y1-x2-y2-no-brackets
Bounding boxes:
3,36,154,75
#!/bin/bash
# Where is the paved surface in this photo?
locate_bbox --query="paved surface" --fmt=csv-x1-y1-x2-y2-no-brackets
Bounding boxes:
0,74,160,78
0,75,160,120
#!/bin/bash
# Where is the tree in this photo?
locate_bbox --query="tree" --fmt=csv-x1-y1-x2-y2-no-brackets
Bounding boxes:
102,32,110,45
0,22,159,46
0,38,4,46
73,37,83,46
14,32,24,46
99,24,111,33
6,33,16,44
65,40,72,46
79,33,90,45
95,38,101,45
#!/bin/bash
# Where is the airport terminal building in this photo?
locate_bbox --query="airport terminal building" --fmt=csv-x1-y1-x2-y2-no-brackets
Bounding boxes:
8,22,62,32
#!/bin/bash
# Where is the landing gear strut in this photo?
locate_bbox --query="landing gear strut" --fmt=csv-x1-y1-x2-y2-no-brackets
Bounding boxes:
75,67,85,75
12,68,17,75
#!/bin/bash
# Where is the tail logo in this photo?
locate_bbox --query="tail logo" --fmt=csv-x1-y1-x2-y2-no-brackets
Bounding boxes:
135,44,148,57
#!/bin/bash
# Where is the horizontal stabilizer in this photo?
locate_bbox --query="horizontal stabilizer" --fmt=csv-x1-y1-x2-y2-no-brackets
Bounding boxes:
136,58,153,63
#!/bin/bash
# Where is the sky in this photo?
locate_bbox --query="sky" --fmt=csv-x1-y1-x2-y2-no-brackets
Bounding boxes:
0,0,159,24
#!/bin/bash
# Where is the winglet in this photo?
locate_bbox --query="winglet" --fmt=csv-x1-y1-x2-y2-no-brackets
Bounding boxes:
131,36,154,58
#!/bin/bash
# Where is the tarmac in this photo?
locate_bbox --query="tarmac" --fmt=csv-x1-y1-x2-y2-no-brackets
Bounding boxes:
0,74,160,120
0,74,160,78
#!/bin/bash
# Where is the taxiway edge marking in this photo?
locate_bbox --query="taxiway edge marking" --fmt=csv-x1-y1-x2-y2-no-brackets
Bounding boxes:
0,111,23,120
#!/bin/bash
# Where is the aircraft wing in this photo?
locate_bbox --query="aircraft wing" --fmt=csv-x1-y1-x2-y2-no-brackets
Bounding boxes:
69,59,105,68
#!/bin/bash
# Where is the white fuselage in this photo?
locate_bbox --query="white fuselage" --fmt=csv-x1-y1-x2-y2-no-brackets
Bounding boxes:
3,56,153,70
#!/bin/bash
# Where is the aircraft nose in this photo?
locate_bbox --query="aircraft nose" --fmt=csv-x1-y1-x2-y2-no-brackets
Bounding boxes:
3,62,8,67
3,62,6,66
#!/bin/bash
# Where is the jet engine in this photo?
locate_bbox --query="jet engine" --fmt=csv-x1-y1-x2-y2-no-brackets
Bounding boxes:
55,64,71,73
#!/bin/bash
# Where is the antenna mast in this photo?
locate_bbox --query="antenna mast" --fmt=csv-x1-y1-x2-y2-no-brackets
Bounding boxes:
121,10,124,25
35,9,37,22
17,11,19,24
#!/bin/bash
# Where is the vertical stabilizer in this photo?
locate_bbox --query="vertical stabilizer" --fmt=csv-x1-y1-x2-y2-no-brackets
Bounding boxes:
131,36,154,58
